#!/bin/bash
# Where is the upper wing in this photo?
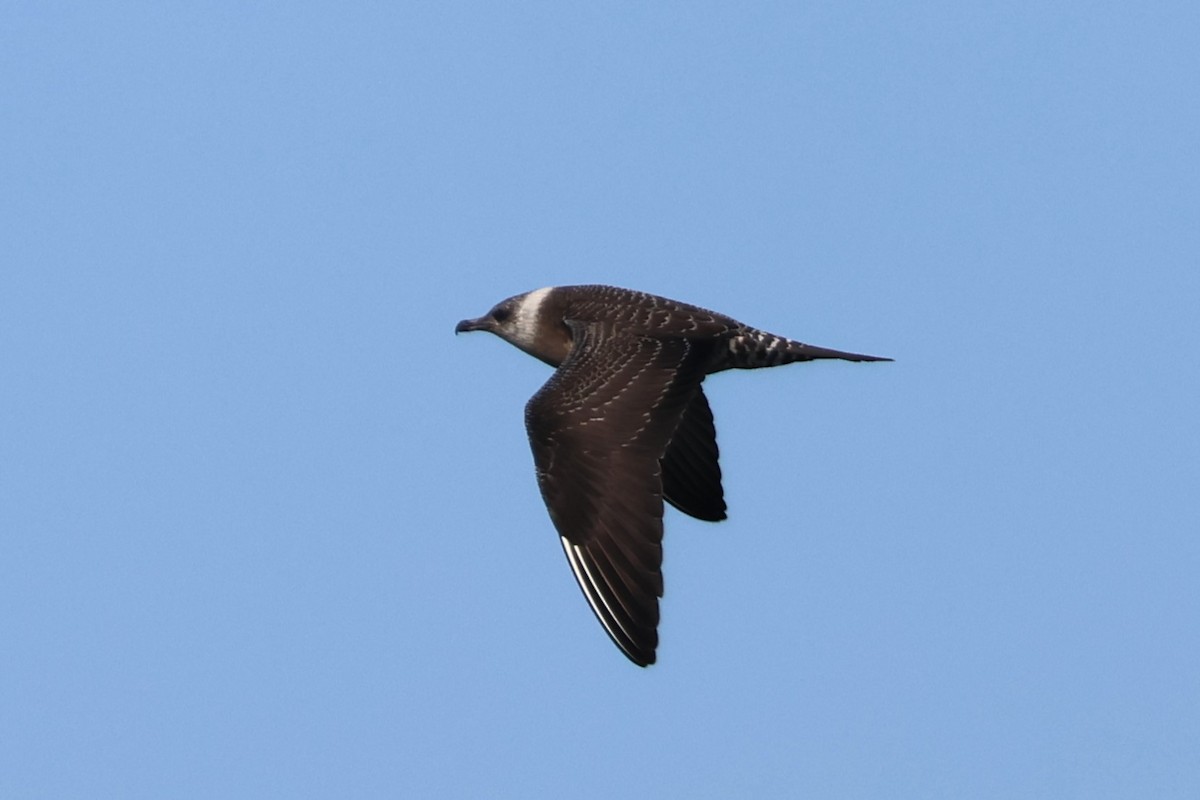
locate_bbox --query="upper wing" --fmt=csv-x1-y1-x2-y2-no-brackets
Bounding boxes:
525,324,712,666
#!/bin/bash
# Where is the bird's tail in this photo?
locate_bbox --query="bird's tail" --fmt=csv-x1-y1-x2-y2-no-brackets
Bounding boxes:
727,329,892,369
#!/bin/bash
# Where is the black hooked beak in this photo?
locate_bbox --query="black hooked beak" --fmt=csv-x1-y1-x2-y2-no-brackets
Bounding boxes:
455,316,493,334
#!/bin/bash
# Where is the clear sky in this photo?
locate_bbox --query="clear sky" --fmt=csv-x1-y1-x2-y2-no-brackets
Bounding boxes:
2,3,1198,798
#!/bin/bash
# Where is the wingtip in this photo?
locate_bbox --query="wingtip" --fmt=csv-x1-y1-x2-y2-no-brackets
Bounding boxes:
625,648,657,667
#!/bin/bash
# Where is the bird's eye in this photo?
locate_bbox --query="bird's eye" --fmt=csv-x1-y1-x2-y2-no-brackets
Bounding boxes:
493,307,512,323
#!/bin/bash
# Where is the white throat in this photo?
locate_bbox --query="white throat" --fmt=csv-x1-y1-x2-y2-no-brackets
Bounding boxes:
511,286,553,349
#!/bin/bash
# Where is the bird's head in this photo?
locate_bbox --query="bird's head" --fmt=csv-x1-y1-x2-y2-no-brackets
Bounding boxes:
455,287,570,366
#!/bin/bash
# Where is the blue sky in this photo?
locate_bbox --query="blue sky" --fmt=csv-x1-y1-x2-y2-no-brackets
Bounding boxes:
2,2,1198,797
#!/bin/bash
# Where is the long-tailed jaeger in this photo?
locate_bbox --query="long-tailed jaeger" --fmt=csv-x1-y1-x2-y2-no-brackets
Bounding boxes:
455,284,890,666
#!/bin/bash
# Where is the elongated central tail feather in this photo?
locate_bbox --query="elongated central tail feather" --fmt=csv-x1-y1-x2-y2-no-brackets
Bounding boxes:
727,330,892,369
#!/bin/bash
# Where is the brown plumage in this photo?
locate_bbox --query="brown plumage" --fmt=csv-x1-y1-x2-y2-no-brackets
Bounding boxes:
456,285,890,666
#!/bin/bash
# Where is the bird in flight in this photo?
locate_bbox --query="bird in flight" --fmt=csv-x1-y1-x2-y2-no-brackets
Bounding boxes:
456,284,889,666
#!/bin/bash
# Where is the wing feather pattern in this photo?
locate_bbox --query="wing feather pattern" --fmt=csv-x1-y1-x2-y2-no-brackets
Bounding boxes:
526,323,710,666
